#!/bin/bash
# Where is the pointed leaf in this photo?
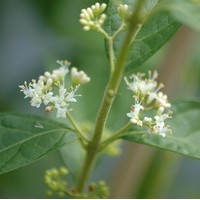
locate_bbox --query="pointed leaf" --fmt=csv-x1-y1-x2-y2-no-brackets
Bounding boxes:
122,101,200,159
105,0,181,71
0,113,77,174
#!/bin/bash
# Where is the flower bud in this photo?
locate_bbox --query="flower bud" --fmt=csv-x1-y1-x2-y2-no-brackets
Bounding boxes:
118,4,129,19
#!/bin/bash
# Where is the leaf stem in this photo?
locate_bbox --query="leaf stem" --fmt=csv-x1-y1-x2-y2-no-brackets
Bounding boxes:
76,0,146,193
99,122,132,151
108,23,127,75
112,23,126,40
66,112,88,144
108,37,115,75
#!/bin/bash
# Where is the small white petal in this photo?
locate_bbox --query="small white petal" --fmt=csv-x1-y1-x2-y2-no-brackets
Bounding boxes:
56,108,67,118
43,92,54,105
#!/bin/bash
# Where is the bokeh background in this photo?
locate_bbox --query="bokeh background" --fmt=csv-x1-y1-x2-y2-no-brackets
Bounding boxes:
0,0,200,198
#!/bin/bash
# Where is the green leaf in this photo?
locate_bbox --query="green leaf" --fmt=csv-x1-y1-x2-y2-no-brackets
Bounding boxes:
159,0,200,32
0,113,77,174
122,101,200,159
105,0,181,71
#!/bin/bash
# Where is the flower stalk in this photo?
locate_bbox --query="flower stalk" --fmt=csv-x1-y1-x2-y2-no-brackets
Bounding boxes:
76,0,146,193
66,112,89,144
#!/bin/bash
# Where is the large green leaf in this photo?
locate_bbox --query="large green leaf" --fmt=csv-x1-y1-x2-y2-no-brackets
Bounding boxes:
159,0,200,32
122,101,200,159
105,0,181,72
0,113,77,174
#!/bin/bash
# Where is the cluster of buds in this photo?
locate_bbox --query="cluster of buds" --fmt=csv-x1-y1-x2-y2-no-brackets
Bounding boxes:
44,167,68,197
125,71,172,137
19,60,90,118
79,3,107,31
44,166,109,198
79,3,129,33
87,181,109,198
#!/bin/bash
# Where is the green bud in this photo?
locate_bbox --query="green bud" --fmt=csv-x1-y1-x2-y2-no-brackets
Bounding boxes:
58,191,65,197
59,166,68,176
46,190,53,197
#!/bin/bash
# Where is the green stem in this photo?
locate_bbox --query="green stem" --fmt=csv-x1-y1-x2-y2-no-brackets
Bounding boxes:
108,23,127,75
66,112,88,143
112,23,126,40
99,25,127,75
108,37,115,75
98,27,115,74
99,122,132,151
76,0,145,193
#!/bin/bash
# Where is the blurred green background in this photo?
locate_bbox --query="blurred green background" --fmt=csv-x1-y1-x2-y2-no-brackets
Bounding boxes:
0,0,200,198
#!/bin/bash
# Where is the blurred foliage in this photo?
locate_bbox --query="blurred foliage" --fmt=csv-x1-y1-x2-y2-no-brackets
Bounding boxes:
0,0,200,198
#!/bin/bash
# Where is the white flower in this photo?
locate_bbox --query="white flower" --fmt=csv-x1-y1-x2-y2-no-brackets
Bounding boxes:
154,115,167,127
20,60,88,118
125,70,171,109
127,98,144,126
151,114,172,137
19,80,44,108
71,67,91,85
52,85,80,117
59,85,66,97
43,92,54,105
54,94,68,117
32,80,43,95
66,85,81,102
30,95,42,108
19,81,34,98
155,92,171,108
125,71,158,96
124,77,138,93
139,81,156,95
53,87,70,118
152,125,169,137
80,3,107,31
146,92,157,105
56,107,68,118
134,103,144,114
40,60,70,83
125,70,173,137
54,87,67,109
52,63,69,81
56,60,71,69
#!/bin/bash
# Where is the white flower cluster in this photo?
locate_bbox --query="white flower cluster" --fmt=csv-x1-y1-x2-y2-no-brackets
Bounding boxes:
125,71,172,137
79,3,107,31
19,60,90,118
